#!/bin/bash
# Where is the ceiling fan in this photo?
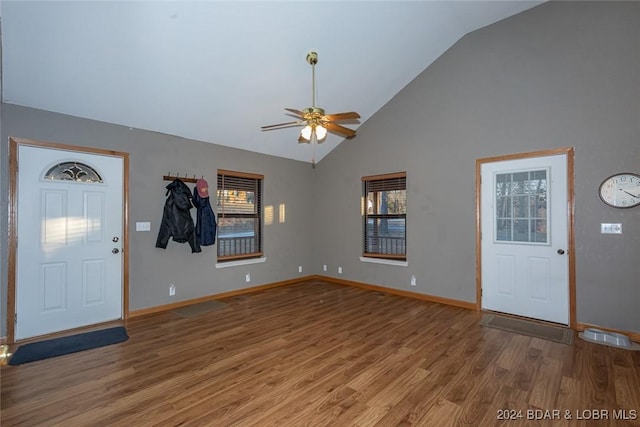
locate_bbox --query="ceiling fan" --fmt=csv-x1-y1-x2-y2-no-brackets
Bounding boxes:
261,51,360,166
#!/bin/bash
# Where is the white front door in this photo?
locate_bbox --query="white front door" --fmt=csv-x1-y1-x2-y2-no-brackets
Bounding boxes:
16,145,124,340
481,154,569,325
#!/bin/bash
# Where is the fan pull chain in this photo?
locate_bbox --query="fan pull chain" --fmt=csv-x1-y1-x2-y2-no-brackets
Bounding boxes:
311,131,317,168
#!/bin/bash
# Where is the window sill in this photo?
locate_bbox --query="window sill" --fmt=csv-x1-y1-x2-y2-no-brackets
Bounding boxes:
359,257,408,267
216,257,267,269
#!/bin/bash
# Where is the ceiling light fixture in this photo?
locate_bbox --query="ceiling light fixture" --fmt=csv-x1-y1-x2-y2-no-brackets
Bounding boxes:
261,51,360,167
300,123,327,141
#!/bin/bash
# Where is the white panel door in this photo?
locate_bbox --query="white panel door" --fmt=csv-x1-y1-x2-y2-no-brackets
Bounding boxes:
481,154,568,324
16,145,123,340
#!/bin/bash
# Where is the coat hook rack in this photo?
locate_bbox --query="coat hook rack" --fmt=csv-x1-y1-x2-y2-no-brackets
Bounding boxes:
163,171,199,183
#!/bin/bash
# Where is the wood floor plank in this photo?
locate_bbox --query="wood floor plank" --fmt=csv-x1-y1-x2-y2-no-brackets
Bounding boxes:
414,397,461,427
370,378,444,426
528,356,563,409
2,280,639,426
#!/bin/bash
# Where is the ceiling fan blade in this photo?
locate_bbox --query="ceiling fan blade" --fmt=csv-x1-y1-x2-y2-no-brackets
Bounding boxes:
324,122,357,139
324,112,361,121
284,108,305,117
261,121,304,130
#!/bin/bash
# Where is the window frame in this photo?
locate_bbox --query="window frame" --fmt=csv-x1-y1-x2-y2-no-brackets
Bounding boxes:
362,171,407,261
216,169,264,262
493,168,550,245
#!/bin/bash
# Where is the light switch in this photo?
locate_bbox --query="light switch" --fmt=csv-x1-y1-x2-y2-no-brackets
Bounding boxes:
601,223,622,234
136,221,151,232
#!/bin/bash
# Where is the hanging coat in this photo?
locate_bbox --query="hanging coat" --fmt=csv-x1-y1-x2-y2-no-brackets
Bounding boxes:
192,179,217,246
156,179,201,253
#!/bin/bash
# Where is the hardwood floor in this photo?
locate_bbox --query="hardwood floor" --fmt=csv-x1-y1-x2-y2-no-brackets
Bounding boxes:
2,280,639,426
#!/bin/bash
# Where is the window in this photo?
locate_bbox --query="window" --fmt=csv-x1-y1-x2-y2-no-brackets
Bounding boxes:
495,169,548,244
217,170,263,261
44,161,103,183
362,172,406,260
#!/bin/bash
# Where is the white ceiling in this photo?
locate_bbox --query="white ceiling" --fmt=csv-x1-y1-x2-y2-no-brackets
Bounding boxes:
1,1,543,163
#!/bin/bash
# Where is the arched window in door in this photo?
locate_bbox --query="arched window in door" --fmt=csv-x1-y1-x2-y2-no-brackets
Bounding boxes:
44,161,103,183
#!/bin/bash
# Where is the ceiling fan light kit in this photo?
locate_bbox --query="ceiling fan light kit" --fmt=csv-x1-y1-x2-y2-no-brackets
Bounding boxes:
262,51,360,166
301,124,327,141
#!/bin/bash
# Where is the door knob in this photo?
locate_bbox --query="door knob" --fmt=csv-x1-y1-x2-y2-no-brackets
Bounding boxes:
112,248,120,254
557,249,565,255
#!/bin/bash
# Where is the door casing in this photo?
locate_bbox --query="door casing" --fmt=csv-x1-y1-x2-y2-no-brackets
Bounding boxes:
7,137,130,344
475,147,576,328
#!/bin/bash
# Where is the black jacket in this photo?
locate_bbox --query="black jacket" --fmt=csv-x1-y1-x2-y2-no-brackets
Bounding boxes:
156,179,201,253
192,187,217,246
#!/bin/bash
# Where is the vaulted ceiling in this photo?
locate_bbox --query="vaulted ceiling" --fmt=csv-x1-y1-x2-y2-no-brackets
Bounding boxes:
1,1,543,163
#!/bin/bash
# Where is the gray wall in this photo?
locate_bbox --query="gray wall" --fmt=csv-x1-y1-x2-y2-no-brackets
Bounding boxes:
2,1,639,338
1,104,315,336
313,1,640,333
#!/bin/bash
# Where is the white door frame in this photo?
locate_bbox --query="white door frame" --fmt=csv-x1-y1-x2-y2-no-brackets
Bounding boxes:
7,137,130,344
475,147,576,328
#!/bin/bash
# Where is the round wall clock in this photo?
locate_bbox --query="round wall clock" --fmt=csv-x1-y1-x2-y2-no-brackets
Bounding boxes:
598,173,640,208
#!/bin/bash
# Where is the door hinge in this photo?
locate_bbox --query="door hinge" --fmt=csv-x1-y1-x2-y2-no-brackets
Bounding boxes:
14,313,17,323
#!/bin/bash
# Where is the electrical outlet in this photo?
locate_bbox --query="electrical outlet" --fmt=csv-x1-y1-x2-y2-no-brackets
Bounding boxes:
323,264,327,272
298,266,303,273
245,273,251,282
338,267,343,274
410,275,416,286
601,223,622,234
169,284,176,296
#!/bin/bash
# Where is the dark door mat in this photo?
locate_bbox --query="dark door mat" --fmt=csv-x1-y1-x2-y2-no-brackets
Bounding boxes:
173,300,228,318
480,314,574,345
9,326,129,365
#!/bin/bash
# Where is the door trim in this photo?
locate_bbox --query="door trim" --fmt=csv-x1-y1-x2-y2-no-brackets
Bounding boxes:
7,137,130,344
475,147,576,328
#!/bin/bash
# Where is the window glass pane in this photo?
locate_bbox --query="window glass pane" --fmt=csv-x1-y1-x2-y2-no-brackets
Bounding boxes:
532,220,547,243
496,219,511,241
366,217,406,255
384,190,406,215
366,217,406,239
512,172,529,193
495,173,511,197
217,218,258,257
496,196,511,218
367,190,406,215
44,161,103,183
531,195,546,218
217,217,257,238
531,169,547,184
216,190,256,214
513,219,529,242
513,196,528,218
